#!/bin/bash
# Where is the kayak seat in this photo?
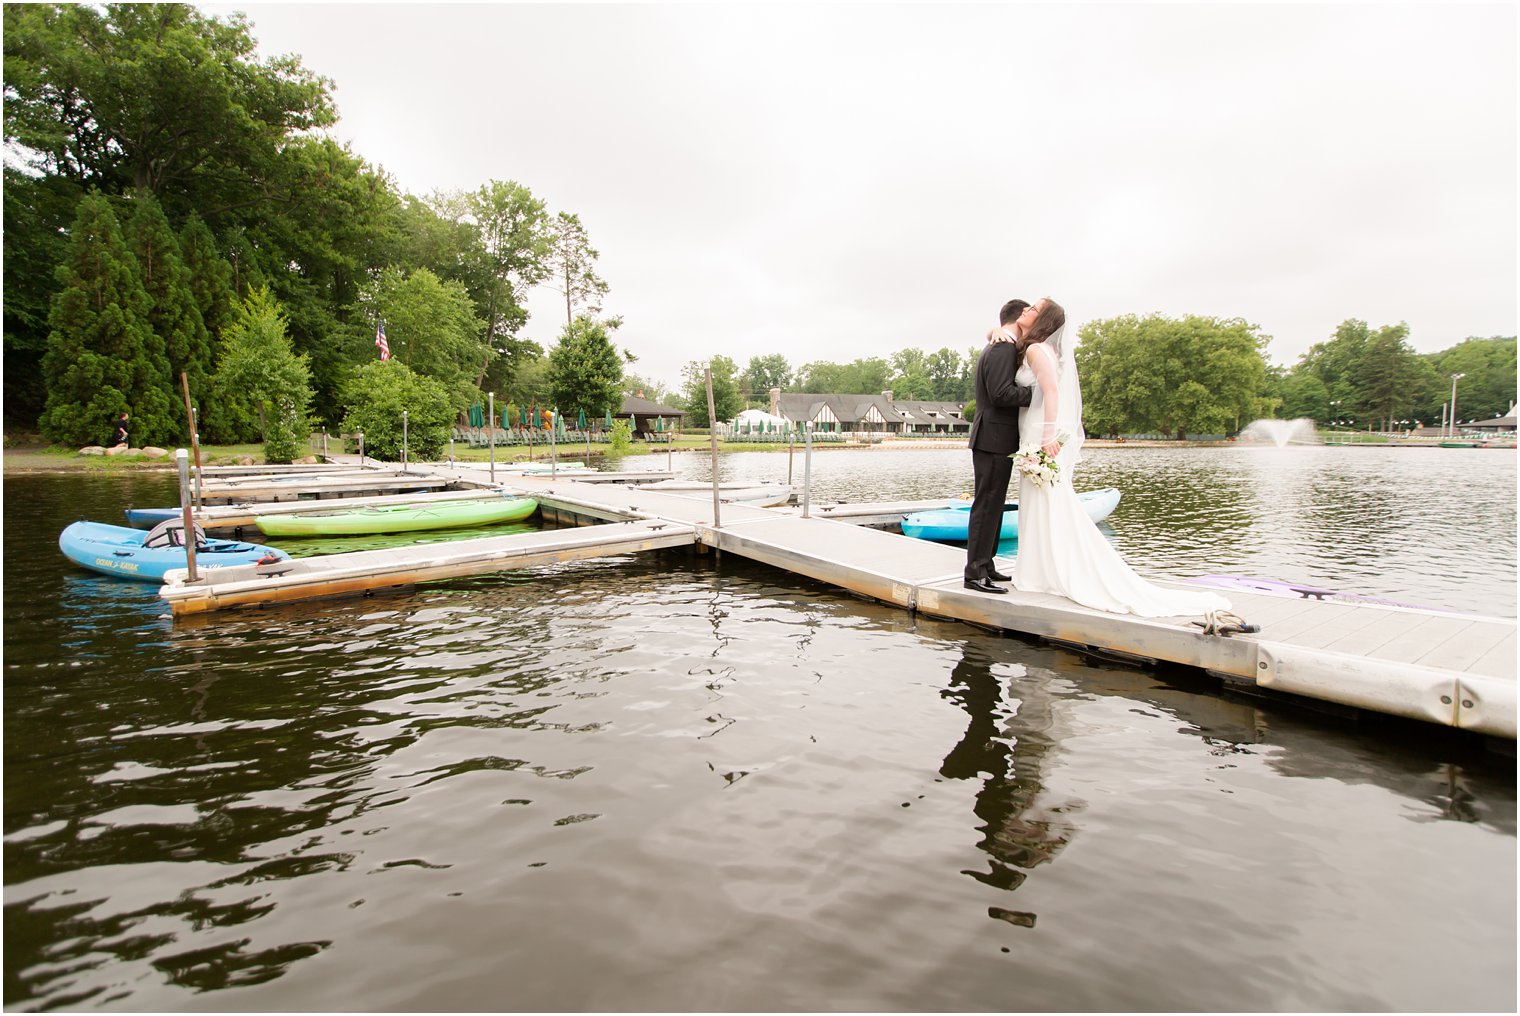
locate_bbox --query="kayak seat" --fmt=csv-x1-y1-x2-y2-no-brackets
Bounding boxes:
144,518,210,551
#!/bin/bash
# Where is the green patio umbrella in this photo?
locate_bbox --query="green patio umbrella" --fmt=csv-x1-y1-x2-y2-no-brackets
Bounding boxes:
501,407,511,429
468,402,484,428
577,408,588,431
520,405,529,428
654,416,664,433
605,409,614,431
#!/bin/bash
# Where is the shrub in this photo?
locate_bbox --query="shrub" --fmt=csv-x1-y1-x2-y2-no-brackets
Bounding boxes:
608,418,633,453
340,360,453,460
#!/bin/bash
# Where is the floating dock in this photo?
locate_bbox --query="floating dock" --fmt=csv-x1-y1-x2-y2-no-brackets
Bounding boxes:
158,467,1517,739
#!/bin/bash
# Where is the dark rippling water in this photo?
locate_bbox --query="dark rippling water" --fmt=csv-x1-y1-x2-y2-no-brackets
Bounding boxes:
4,446,1515,1011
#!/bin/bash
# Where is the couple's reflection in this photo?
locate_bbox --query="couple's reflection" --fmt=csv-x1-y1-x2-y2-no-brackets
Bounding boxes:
940,641,1083,927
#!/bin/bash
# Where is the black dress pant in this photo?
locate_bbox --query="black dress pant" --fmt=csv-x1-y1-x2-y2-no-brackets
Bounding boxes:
964,447,1012,581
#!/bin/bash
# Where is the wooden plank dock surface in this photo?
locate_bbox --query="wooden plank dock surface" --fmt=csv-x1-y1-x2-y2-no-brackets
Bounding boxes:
158,466,1517,738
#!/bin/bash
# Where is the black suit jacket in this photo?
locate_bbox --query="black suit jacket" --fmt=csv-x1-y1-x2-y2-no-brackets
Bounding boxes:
967,340,1030,455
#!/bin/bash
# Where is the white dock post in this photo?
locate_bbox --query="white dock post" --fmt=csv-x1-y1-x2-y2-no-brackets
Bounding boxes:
402,410,408,469
802,422,813,518
488,393,496,483
706,366,722,531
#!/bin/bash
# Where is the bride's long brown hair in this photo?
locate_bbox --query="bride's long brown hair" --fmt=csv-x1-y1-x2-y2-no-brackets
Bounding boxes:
1023,298,1066,346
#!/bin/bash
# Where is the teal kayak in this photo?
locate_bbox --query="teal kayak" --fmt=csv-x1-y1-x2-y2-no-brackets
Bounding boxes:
254,496,538,537
901,487,1121,542
59,520,288,582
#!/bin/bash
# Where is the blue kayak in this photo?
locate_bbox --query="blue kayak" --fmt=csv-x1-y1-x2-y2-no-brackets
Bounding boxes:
122,506,185,529
59,519,289,583
901,487,1121,542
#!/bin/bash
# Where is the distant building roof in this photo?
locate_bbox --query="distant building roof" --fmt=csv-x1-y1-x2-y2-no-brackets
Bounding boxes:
774,392,907,426
1468,416,1516,430
890,400,969,425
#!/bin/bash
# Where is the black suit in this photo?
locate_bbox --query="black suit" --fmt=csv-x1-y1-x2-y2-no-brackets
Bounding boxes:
964,338,1032,582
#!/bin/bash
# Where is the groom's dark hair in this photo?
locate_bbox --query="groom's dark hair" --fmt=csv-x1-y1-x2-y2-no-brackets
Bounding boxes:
998,299,1029,326
1023,298,1066,346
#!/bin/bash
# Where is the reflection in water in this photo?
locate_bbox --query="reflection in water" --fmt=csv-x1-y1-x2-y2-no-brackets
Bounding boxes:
939,643,1082,929
5,466,1515,1011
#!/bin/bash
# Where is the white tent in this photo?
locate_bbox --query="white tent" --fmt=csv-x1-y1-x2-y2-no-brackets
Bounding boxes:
733,409,790,430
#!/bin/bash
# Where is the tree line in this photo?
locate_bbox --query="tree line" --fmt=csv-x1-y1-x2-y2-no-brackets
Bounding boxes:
4,4,624,459
6,6,1513,454
668,321,1514,435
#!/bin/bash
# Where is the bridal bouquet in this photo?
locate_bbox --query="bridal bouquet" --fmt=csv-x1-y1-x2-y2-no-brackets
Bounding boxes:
1012,448,1060,487
1012,431,1069,488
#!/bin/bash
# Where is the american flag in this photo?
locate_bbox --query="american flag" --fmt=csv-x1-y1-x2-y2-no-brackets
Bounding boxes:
375,320,390,361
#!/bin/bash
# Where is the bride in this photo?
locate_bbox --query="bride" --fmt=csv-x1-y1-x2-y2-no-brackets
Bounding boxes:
1009,298,1231,618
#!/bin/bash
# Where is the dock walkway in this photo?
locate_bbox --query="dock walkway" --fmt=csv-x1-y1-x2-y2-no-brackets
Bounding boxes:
160,467,1516,738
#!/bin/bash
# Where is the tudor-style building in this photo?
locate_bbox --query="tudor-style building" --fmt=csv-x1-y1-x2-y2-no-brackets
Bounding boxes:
767,388,969,436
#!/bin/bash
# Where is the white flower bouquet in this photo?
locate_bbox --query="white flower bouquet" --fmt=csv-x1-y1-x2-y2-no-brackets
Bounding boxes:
1012,448,1060,487
1012,431,1069,488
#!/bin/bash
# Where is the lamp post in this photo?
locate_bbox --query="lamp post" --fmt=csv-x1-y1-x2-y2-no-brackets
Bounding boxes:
1449,373,1465,438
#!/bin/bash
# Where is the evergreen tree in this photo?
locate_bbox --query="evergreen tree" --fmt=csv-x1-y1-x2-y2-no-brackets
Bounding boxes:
224,227,268,301
178,212,236,340
39,192,175,447
127,192,211,417
1349,323,1430,431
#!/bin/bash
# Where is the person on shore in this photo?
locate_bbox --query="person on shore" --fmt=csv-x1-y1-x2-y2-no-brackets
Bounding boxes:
963,299,1033,593
109,411,129,449
1009,297,1230,617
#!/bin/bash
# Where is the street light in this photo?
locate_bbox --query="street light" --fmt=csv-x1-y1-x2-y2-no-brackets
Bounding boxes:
1449,373,1466,438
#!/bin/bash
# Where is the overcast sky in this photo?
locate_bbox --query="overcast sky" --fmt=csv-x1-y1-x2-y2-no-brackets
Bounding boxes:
204,2,1517,391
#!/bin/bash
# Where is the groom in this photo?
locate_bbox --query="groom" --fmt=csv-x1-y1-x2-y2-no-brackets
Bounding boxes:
963,299,1035,593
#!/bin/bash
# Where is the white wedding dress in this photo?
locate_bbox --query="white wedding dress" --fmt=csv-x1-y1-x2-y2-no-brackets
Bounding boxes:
1011,331,1230,618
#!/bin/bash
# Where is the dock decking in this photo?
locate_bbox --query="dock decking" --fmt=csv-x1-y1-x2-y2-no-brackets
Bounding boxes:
158,467,1517,738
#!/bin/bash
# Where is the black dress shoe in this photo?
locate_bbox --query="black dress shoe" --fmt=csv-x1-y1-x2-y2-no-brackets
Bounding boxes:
988,570,1012,582
963,577,1008,594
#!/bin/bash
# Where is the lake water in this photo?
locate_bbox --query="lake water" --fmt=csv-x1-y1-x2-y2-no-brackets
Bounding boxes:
4,445,1515,1011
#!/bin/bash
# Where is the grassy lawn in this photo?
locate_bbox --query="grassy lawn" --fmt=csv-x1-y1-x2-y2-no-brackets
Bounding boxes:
3,441,272,473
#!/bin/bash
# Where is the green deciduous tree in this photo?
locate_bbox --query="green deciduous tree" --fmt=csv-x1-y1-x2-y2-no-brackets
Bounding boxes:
1423,337,1517,425
465,180,551,349
211,287,313,459
40,191,176,447
623,374,673,405
793,357,892,395
2,168,76,427
926,347,968,401
356,267,487,413
679,355,742,427
1275,369,1331,422
1076,314,1270,438
740,354,793,402
547,316,625,418
340,360,453,461
3,4,334,205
